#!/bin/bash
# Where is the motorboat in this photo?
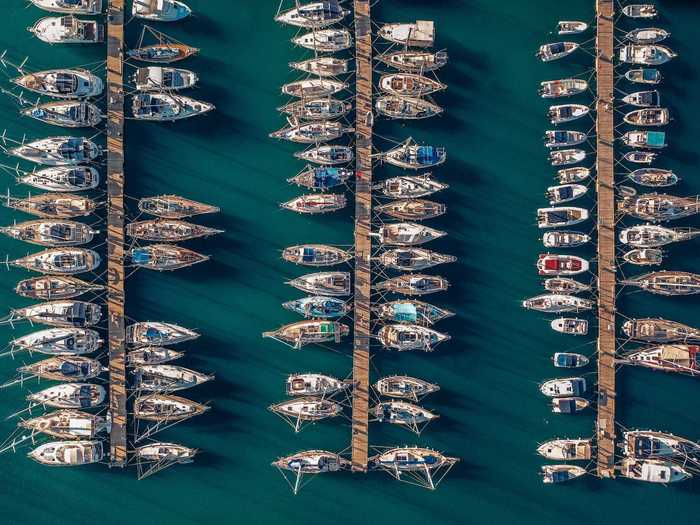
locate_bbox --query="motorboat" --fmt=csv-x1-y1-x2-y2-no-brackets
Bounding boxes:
286,272,350,296
272,450,349,474
548,104,589,124
539,79,588,98
292,29,352,52
537,439,591,460
287,166,352,191
128,347,184,366
540,377,586,397
132,66,197,91
285,373,348,396
28,440,102,466
132,0,191,21
622,90,660,107
543,277,590,294
282,296,350,319
9,300,101,328
374,300,454,325
269,121,354,144
378,247,455,271
369,447,457,473
373,400,437,427
620,45,676,65
20,410,108,439
557,21,588,35
376,199,445,221
621,271,700,296
522,294,593,313
378,20,434,47
126,321,199,346
289,57,349,77
619,224,700,247
624,344,700,376
551,318,589,336
537,254,589,276
15,275,103,300
552,352,590,368
29,16,103,44
627,168,677,187
275,1,348,28
542,231,590,248
138,195,219,219
132,93,214,121
623,248,663,266
622,130,666,148
549,148,586,166
377,222,446,245
27,383,105,409
377,324,449,352
541,465,586,484
282,244,351,266
130,244,209,271
546,184,587,205
134,394,209,421
375,376,440,400
21,101,102,127
10,247,100,274
374,173,447,199
377,50,448,72
127,43,199,63
295,145,353,165
620,458,691,483
281,193,346,214
135,443,196,463
0,219,96,247
134,364,213,392
623,430,700,459
9,136,99,166
625,68,661,84
626,28,669,44
30,0,102,14
375,274,449,296
281,79,347,98
623,151,657,163
537,207,589,228
126,219,222,242
269,397,342,422
557,167,590,184
278,98,351,121
622,318,700,343
544,130,587,148
624,108,669,126
11,68,103,99
263,320,349,348
618,193,700,222
11,327,101,355
622,4,658,18
378,73,446,97
6,192,96,218
375,96,443,120
20,356,103,381
537,42,579,62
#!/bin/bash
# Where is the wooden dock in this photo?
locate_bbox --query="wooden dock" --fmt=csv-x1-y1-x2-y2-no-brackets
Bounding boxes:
350,0,372,473
106,0,128,467
595,0,617,479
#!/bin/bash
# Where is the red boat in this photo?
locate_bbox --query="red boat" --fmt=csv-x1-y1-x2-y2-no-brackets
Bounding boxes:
537,254,590,276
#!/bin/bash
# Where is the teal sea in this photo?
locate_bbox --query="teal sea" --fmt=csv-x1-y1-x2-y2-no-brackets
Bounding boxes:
0,1,699,524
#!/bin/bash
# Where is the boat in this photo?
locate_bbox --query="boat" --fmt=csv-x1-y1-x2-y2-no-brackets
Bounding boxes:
282,245,351,267
549,148,586,166
282,296,350,319
9,300,101,328
138,194,219,219
543,277,590,294
539,79,588,98
287,166,352,191
281,193,346,214
377,222,446,246
275,1,348,28
132,66,197,91
557,21,588,34
374,173,447,199
378,247,455,271
382,140,446,169
21,101,102,127
27,383,105,409
134,394,209,421
134,364,213,392
377,50,448,72
9,136,99,166
623,248,663,266
269,397,342,421
619,225,694,248
624,344,700,376
292,29,352,52
537,42,579,62
285,373,348,397
376,199,445,221
623,430,700,459
0,219,96,247
126,321,199,346
132,93,214,121
11,68,103,99
17,166,99,192
522,294,593,313
377,324,449,352
544,131,587,148
546,184,587,205
622,90,660,107
537,207,589,228
626,28,669,44
263,320,349,348
625,68,661,84
622,4,658,19
537,254,589,276
272,450,349,474
29,16,103,44
552,352,590,368
375,376,440,400
369,447,457,473
130,244,208,271
378,74,446,97
11,247,100,274
373,401,437,427
622,318,700,343
278,98,351,121
375,274,449,296
282,79,347,99
20,410,108,439
286,272,350,296
551,318,589,336
127,347,184,366
537,439,591,460
542,231,590,248
11,327,101,355
624,151,657,163
30,0,102,14
624,108,669,126
548,104,590,124
270,121,353,144
618,193,700,222
620,458,691,483
289,57,349,77
295,145,353,165
6,193,96,218
132,0,191,21
28,440,102,466
620,45,676,65
127,42,198,63
135,443,196,463
557,400,587,415
378,20,434,47
627,168,677,187
541,465,586,484
374,300,454,325
20,356,103,381
375,96,443,120
557,167,590,184
621,271,700,296
15,275,103,300
540,377,586,397
126,219,222,242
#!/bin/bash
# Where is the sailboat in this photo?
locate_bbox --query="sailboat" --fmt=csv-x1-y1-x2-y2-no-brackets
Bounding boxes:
29,16,104,44
0,219,96,247
275,1,348,28
132,0,191,21
27,383,105,409
263,320,349,348
9,136,100,166
12,68,103,99
132,66,198,91
10,247,101,274
129,244,209,271
15,275,103,300
377,324,449,352
8,300,101,328
286,373,348,397
6,193,97,218
126,219,222,242
10,327,101,355
21,101,102,127
132,93,214,121
30,0,102,15
126,321,199,346
138,194,219,219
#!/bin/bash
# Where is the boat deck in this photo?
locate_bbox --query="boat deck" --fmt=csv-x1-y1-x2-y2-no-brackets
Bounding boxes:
107,0,128,468
595,0,617,479
351,0,372,473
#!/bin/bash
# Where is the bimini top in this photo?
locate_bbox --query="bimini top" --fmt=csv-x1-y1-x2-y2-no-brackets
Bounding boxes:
392,303,418,322
132,248,152,265
417,146,440,166
647,131,666,147
555,353,578,367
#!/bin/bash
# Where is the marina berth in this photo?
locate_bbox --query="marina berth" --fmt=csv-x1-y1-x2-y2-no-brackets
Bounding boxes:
627,168,677,187
289,57,349,77
282,296,350,319
542,231,590,248
132,0,191,22
129,244,209,271
0,219,96,247
620,458,690,483
377,324,449,352
376,199,446,221
19,355,104,381
543,277,590,294
138,194,219,219
552,352,589,368
625,28,669,44
10,247,100,274
622,248,663,266
622,318,700,343
275,1,348,28
29,16,103,44
378,21,435,47
543,131,587,148
374,173,448,199
127,347,185,366
11,68,103,99
281,193,347,214
545,184,587,205
9,136,99,166
539,78,588,98
292,29,353,52
126,321,199,347
8,300,101,328
557,21,588,35
622,430,700,459
623,108,669,127
6,193,96,218
621,271,700,296
623,151,657,164
269,121,354,144
622,90,660,107
286,271,351,296
282,245,352,266
15,166,99,192
382,140,446,169
132,93,214,121
521,294,593,313
375,96,443,120
15,275,103,300
269,397,343,422
620,44,676,65
539,377,586,397
551,318,588,336
272,450,349,474
135,443,197,463
623,344,700,376
287,166,352,190
623,4,658,19
619,224,698,248
285,373,348,397
537,254,589,277
126,219,222,242
541,465,586,484
127,42,199,63
536,42,579,62
618,193,700,222
378,73,446,97
549,148,586,166
28,440,102,466
134,364,213,392
374,300,454,325
625,68,661,84
548,104,589,124
134,394,209,422
295,145,353,165
375,274,449,296
377,222,446,246
263,320,349,348
375,376,440,400
11,327,101,355
21,100,102,128
373,400,437,427
20,410,108,439
30,0,102,15
27,383,105,409
537,439,591,460
282,79,347,98
378,247,455,271
377,50,448,73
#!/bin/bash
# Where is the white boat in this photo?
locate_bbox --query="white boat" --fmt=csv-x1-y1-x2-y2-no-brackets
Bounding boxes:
537,254,589,276
377,222,446,246
11,327,101,355
546,184,587,205
11,247,101,274
135,364,213,392
30,0,102,14
522,294,593,313
27,383,105,409
557,167,590,183
289,57,349,77
132,0,191,21
624,108,669,127
542,231,590,248
275,1,348,28
627,168,677,187
622,130,666,148
373,401,437,427
625,68,661,84
379,73,446,97
619,224,695,247
278,98,351,121
22,100,102,128
620,458,691,483
544,277,590,294
378,248,455,271
286,373,348,397
623,430,700,459
541,464,586,484
272,450,349,474
29,16,103,44
557,21,588,35
0,219,97,247
622,4,658,19
269,397,342,421
539,79,588,98
551,318,589,336
620,45,676,65
282,78,347,98
539,377,586,397
9,136,99,166
624,344,700,375
624,151,657,163
374,173,447,198
537,207,589,228
20,355,103,381
134,394,209,421
552,352,590,367
281,193,346,214
378,21,434,47
132,66,197,91
286,272,351,296
126,321,199,347
29,440,102,466
375,376,439,400
626,28,669,44
370,447,456,472
128,347,184,366
270,121,353,144
20,410,108,439
622,90,660,107
377,50,448,72
377,324,449,352
132,93,214,121
551,397,589,413
136,442,196,463
9,300,101,327
292,29,352,52
12,68,103,99
537,439,591,460
375,96,443,120
548,104,589,124
537,42,579,62
382,139,446,169
544,130,587,148
549,148,586,166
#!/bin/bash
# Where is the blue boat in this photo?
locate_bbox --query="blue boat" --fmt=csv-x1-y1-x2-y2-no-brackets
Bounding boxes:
282,296,349,318
287,166,353,190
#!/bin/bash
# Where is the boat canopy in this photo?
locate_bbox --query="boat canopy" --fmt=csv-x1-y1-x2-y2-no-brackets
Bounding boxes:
417,146,439,165
132,248,152,265
647,131,666,146
393,303,418,322
555,354,578,367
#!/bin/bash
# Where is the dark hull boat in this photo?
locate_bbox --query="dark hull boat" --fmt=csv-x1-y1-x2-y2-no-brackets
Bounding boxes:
15,275,103,300
130,244,209,271
126,219,222,242
138,194,219,219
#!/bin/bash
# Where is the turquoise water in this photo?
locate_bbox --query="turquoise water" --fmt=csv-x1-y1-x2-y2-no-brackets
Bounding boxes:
0,1,699,524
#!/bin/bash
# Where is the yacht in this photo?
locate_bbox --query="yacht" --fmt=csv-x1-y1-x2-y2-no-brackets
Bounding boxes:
522,294,593,313
22,100,102,127
620,44,676,65
12,68,103,99
127,42,198,63
20,410,108,439
1,219,96,247
620,458,690,483
281,79,347,98
375,96,443,120
27,383,105,409
132,66,197,91
537,207,589,228
286,373,348,397
549,148,586,166
6,193,96,219
282,296,350,319
282,244,352,266
622,4,658,18
30,0,102,14
289,57,349,77
624,108,669,127
539,377,586,397
11,327,101,355
378,324,449,352
375,376,440,400
539,79,588,98
134,364,213,392
625,68,661,84
281,193,346,214
15,275,103,301
286,272,351,296
138,194,219,219
627,168,677,187
20,356,103,381
622,318,700,343
294,145,353,165
537,254,589,276
542,231,590,248
378,73,446,97
377,50,448,72
130,244,209,271
537,42,579,62
552,352,590,367
132,93,214,121
378,247,455,271
29,440,103,466
128,347,184,366
132,0,191,21
275,1,348,28
126,321,199,346
548,104,589,124
9,300,101,328
626,28,669,44
375,274,449,296
622,90,660,107
134,394,209,421
546,184,587,204
292,29,352,52
29,16,103,44
126,219,222,242
551,318,589,336
269,121,354,144
378,222,446,246
278,98,351,121
10,247,100,274
287,166,352,190
624,344,700,376
9,136,99,166
537,439,591,460
382,139,446,169
378,21,435,47
263,320,349,348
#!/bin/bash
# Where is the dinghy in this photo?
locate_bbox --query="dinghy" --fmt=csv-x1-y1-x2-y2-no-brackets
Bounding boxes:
521,294,593,313
537,42,579,62
551,318,588,336
539,79,588,98
12,68,103,99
